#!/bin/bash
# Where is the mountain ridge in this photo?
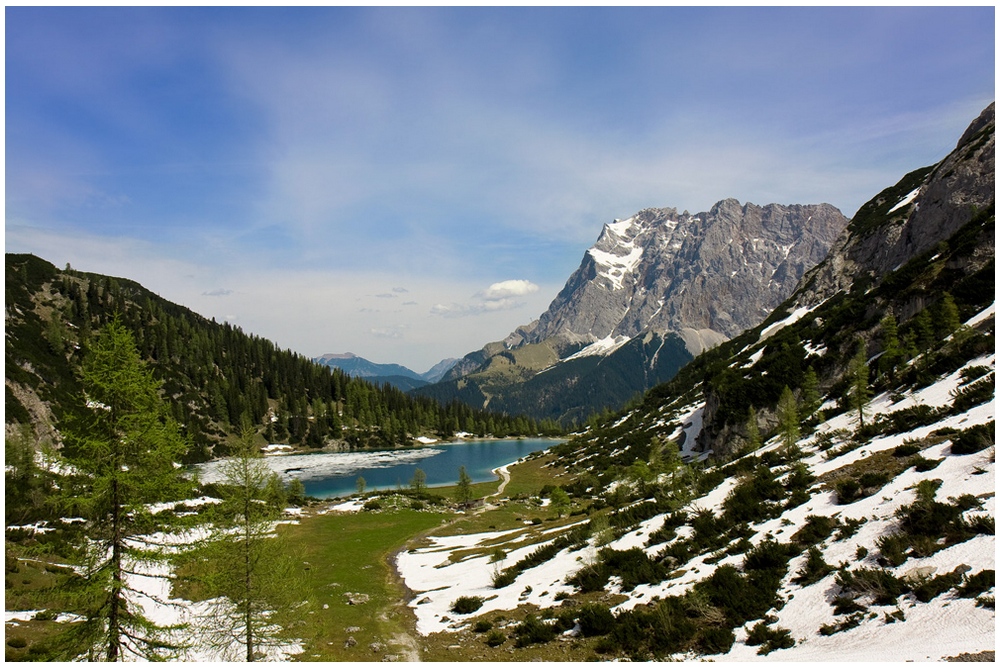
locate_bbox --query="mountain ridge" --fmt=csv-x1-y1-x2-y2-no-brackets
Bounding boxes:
423,199,849,423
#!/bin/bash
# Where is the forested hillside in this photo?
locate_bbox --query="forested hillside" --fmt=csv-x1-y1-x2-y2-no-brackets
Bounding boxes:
5,254,560,462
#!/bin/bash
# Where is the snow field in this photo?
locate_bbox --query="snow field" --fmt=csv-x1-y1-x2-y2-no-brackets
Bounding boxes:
394,319,995,658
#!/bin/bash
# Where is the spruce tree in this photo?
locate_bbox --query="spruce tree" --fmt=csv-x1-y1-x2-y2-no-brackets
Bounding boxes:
60,319,192,661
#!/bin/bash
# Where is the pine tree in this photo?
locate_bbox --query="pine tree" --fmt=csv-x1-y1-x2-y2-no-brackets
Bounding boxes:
777,386,800,452
935,292,962,339
800,367,822,420
356,476,367,495
849,342,871,428
60,319,193,661
745,406,762,453
455,466,473,505
201,427,301,661
878,313,903,377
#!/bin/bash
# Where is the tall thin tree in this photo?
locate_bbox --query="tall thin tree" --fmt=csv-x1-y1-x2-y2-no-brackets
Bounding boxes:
61,319,192,661
202,427,300,661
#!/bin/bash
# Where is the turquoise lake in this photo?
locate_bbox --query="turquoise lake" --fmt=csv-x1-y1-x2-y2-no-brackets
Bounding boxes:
194,438,561,499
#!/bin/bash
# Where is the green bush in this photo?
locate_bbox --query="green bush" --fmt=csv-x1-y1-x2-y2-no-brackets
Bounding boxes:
362,499,382,511
513,614,557,647
451,596,484,614
473,619,493,633
577,603,615,637
6,637,27,649
485,629,506,647
745,621,795,655
836,567,907,605
957,570,995,598
951,422,994,455
696,626,735,655
792,546,834,586
792,515,838,546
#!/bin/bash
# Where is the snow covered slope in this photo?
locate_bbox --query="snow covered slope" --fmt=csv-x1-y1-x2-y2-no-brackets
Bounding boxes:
396,305,994,660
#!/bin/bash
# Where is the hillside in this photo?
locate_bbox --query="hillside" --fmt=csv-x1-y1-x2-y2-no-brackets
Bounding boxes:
4,255,559,462
386,104,995,659
417,200,847,424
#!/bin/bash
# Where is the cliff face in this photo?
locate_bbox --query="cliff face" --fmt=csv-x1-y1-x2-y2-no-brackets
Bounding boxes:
527,201,848,356
794,103,995,308
430,198,848,423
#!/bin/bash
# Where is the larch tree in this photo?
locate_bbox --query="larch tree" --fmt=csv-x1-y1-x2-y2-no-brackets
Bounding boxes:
744,406,763,453
455,465,474,505
410,468,427,493
60,319,193,661
777,386,800,452
201,426,301,661
848,342,872,428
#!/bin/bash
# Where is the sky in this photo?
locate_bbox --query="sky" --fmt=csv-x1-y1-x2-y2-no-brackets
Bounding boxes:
5,6,995,373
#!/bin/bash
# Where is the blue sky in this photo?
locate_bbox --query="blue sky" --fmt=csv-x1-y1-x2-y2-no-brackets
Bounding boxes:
6,6,995,372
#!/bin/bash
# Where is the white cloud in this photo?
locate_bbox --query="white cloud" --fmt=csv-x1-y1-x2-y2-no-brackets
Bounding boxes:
431,279,542,319
479,279,539,301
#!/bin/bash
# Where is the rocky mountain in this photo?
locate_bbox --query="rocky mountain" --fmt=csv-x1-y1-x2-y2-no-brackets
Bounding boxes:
583,101,994,460
402,102,994,661
313,353,459,391
420,201,848,424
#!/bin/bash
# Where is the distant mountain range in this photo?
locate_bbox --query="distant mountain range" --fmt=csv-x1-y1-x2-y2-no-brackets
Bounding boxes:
416,200,849,424
313,353,459,390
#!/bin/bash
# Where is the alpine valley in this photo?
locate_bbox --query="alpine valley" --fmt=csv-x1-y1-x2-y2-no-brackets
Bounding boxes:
5,103,995,663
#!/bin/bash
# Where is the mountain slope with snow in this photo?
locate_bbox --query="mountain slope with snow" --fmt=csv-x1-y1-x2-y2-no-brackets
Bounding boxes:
394,103,995,661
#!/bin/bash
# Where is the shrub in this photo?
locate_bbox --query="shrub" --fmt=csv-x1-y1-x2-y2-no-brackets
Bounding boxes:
485,629,506,647
473,619,493,633
696,626,735,655
957,570,996,598
577,603,615,637
451,596,484,614
792,547,834,586
792,515,838,546
893,443,921,457
836,567,907,605
835,478,861,504
362,499,382,511
513,614,557,647
951,422,994,455
745,621,794,655
912,456,943,472
7,637,27,649
911,569,963,602
949,376,994,412
491,568,518,589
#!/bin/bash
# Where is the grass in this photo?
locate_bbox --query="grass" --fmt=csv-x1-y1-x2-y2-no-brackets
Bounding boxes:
270,506,446,661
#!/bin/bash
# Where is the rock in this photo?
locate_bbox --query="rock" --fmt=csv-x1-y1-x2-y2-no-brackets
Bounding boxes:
345,626,361,633
369,642,384,654
902,565,937,582
344,637,357,648
344,592,370,605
